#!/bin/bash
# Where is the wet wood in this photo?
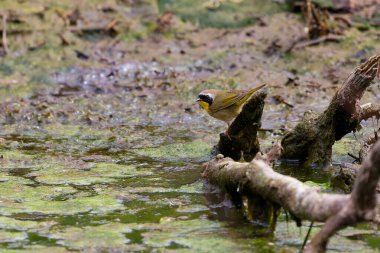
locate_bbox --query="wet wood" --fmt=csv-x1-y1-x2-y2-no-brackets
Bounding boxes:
216,92,266,162
281,54,380,165
205,140,380,253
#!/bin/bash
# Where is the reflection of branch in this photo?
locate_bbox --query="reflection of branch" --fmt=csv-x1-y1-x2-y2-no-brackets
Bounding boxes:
205,140,380,252
1,12,8,54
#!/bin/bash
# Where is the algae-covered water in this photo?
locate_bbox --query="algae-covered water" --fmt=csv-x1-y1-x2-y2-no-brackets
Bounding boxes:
0,0,380,252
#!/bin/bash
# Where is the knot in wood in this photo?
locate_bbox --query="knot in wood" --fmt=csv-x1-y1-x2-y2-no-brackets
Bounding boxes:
216,154,224,160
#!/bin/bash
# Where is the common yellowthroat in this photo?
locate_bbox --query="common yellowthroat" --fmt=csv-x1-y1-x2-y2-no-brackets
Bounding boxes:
196,84,266,128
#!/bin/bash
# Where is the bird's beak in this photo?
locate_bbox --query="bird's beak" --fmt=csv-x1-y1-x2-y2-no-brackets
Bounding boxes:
196,98,201,102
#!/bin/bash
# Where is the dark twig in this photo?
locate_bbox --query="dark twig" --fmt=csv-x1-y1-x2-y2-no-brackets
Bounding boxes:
300,221,314,253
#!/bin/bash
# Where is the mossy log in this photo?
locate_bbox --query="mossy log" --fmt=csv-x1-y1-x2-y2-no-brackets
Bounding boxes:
216,92,266,162
204,139,380,253
281,54,380,165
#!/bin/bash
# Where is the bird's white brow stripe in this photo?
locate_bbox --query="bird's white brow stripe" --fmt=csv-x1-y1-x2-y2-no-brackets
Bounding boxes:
200,93,214,99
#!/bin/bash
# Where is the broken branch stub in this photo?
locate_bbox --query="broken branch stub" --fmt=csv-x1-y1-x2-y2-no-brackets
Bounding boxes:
281,54,380,165
216,92,266,162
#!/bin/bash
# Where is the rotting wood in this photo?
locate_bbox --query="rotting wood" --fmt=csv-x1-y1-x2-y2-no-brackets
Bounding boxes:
204,139,380,252
215,91,266,162
305,139,380,252
281,54,380,165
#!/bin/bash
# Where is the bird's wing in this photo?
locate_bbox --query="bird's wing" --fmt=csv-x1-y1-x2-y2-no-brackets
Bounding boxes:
210,90,246,113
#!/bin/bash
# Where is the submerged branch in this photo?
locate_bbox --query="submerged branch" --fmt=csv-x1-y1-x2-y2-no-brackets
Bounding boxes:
205,151,348,223
305,140,380,252
205,139,380,252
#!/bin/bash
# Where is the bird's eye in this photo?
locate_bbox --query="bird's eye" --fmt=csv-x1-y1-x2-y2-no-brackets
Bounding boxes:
198,94,213,105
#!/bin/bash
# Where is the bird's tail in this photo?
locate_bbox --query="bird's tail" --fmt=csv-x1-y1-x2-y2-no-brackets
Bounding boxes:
248,83,266,95
236,84,266,107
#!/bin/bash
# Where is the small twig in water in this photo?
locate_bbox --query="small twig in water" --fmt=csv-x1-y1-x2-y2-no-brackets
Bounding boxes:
347,152,360,162
300,221,314,253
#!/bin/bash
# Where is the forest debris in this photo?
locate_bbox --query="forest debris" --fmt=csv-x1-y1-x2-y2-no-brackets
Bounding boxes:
330,165,359,192
359,102,380,120
303,0,331,39
305,139,380,252
75,50,90,60
216,92,266,162
205,139,380,252
105,18,119,32
272,95,294,108
333,0,380,11
290,34,343,50
281,54,380,165
58,33,71,46
1,12,8,56
156,11,174,32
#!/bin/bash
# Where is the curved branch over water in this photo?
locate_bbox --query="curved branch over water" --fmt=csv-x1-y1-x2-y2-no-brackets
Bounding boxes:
204,139,380,252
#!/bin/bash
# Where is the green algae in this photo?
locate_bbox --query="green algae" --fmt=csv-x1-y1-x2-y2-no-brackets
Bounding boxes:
0,230,28,243
1,247,70,253
176,204,209,213
130,218,271,252
134,140,211,162
47,223,133,250
33,162,152,185
303,181,329,191
0,216,56,232
0,182,77,203
275,221,376,252
0,180,124,215
158,0,283,28
0,193,124,216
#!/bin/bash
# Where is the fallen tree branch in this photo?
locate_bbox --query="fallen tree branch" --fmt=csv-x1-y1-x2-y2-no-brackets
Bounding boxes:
204,139,380,252
305,139,380,252
281,54,380,165
205,151,348,223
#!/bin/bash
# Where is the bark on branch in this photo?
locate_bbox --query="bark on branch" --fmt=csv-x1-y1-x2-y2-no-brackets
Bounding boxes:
306,139,380,252
216,91,266,162
281,54,380,165
204,139,380,252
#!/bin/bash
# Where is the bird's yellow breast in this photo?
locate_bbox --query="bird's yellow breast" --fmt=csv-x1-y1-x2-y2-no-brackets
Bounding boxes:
198,100,210,112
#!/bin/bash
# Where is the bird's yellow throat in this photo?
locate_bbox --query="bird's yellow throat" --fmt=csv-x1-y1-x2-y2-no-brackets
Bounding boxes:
198,101,210,112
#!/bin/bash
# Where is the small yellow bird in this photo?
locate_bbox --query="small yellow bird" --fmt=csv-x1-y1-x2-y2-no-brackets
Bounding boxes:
196,84,266,128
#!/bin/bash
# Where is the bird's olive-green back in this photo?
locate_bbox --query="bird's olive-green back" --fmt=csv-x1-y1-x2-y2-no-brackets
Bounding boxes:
209,84,265,113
